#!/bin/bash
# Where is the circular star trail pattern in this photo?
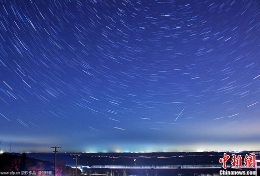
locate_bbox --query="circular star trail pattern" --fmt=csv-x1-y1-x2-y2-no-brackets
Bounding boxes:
0,0,260,152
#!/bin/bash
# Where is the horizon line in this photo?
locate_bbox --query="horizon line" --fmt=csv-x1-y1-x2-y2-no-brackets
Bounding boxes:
1,150,260,154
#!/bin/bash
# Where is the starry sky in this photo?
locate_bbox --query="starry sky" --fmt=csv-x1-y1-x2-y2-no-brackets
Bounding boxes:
0,0,260,153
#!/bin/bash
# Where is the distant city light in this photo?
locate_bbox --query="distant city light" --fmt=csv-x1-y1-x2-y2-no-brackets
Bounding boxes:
197,149,204,152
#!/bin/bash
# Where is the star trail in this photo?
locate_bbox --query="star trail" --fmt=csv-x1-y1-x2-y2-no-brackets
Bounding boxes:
0,0,260,152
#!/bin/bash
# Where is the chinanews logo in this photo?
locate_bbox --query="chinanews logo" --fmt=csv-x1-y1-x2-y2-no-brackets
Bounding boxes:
219,153,257,176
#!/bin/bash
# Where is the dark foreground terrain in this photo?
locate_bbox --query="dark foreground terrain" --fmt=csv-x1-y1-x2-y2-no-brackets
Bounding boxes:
0,152,80,176
0,151,259,175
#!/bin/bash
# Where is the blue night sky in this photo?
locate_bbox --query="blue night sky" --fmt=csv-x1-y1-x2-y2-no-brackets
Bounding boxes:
0,0,260,153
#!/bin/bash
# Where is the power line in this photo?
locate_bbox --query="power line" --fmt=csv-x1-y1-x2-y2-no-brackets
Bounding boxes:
51,146,61,176
70,154,81,176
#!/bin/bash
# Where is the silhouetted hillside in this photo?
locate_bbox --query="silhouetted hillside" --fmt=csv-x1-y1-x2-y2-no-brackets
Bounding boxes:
0,153,80,176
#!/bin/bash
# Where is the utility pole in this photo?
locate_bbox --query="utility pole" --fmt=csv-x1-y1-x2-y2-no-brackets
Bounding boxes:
51,146,61,176
70,154,81,176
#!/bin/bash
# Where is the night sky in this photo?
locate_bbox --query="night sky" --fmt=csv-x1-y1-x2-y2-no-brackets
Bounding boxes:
0,0,260,153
